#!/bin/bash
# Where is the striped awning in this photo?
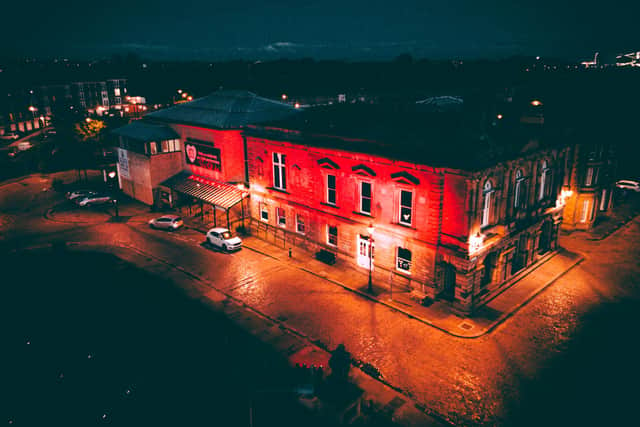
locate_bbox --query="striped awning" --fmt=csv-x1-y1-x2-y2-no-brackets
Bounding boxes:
161,172,247,209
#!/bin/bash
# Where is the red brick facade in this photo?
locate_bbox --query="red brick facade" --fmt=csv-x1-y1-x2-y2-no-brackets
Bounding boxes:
244,129,569,313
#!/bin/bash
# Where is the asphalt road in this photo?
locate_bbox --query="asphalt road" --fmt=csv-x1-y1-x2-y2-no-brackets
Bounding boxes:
2,174,640,426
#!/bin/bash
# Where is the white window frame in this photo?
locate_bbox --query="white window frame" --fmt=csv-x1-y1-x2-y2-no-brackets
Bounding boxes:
327,225,338,247
539,161,549,200
360,181,372,215
399,189,413,226
276,207,286,227
482,180,493,227
296,214,305,234
514,169,524,208
580,200,591,223
396,247,412,273
326,174,336,205
585,167,594,186
273,152,286,190
260,205,269,222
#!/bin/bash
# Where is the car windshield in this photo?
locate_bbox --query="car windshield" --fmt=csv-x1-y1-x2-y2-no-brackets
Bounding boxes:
222,231,232,239
174,217,182,222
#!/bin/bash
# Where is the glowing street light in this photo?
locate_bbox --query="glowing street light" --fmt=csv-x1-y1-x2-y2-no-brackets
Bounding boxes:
281,94,287,100
177,89,183,94
496,114,503,120
367,223,375,293
531,100,542,106
182,93,188,98
187,96,193,101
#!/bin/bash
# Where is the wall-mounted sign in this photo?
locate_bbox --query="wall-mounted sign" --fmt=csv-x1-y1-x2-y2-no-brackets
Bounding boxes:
118,148,130,179
185,138,221,171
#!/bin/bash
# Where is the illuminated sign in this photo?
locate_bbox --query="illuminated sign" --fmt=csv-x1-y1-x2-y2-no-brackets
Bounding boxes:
185,138,221,171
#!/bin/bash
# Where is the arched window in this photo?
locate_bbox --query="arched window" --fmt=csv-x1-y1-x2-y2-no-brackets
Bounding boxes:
482,179,493,227
539,160,552,200
514,169,525,209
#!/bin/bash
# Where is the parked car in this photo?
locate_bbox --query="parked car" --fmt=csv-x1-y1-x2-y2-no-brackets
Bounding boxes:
75,194,112,206
66,190,96,201
149,215,184,230
0,132,20,140
206,227,242,251
615,180,640,192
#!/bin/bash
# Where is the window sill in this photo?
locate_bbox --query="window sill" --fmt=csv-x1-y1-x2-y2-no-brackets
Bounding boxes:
352,211,374,218
394,222,415,230
267,187,290,195
321,202,340,209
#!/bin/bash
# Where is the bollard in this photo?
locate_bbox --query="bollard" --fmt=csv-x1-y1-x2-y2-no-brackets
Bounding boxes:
289,247,292,258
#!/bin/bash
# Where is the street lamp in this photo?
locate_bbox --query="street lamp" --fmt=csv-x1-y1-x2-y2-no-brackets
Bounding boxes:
367,223,374,293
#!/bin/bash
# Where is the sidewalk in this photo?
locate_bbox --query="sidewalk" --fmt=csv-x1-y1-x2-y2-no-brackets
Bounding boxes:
184,217,584,338
562,194,640,241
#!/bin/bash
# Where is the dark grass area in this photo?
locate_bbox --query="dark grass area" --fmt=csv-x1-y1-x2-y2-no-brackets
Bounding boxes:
1,250,328,427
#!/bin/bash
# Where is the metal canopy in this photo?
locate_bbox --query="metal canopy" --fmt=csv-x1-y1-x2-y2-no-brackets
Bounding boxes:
162,172,246,209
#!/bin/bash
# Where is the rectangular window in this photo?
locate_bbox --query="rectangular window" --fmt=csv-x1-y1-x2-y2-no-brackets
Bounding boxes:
296,214,305,234
114,88,121,97
399,190,413,226
580,200,590,222
260,206,269,222
327,225,338,246
396,247,412,273
150,142,157,155
327,174,336,205
482,191,492,227
174,140,180,152
360,182,372,214
161,140,169,153
585,167,594,186
273,152,286,190
277,207,286,227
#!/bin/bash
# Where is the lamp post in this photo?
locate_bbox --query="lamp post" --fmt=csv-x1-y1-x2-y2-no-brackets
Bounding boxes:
367,223,374,293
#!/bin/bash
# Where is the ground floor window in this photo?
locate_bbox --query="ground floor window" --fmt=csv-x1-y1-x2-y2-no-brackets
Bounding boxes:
296,214,305,234
260,205,269,222
580,200,591,223
396,247,412,273
327,225,338,246
277,207,286,227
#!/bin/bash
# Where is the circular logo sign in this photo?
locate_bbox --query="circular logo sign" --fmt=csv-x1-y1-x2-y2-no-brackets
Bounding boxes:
186,144,197,164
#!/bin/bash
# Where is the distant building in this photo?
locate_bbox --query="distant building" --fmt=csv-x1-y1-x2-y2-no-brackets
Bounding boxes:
561,133,616,231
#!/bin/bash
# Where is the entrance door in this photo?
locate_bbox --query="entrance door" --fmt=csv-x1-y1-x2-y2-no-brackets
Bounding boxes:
441,262,456,301
538,221,552,254
357,235,373,269
512,234,528,273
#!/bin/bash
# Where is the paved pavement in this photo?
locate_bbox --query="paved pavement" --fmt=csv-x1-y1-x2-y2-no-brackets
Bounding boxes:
4,171,640,426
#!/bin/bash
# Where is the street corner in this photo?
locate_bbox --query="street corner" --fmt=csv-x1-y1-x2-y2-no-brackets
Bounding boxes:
44,201,113,224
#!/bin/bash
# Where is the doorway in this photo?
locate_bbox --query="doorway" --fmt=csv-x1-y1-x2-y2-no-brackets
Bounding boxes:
357,235,374,269
440,262,456,301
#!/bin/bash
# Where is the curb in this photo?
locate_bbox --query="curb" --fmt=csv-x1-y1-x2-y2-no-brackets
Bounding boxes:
241,238,584,339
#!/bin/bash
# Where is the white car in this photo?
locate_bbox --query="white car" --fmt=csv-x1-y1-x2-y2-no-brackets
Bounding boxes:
149,215,184,230
616,180,640,192
75,194,112,206
206,227,242,251
0,132,20,140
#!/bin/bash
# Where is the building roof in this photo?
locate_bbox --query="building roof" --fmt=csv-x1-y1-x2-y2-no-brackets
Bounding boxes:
161,172,247,209
146,90,301,129
111,121,179,142
245,103,557,171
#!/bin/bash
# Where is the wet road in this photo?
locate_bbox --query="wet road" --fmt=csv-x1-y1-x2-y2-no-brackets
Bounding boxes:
3,175,640,425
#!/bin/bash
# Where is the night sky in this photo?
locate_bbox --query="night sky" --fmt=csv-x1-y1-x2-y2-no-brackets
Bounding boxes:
3,1,639,60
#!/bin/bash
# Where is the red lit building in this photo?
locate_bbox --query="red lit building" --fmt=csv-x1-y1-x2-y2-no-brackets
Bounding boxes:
114,93,569,314
113,90,299,229
244,105,569,314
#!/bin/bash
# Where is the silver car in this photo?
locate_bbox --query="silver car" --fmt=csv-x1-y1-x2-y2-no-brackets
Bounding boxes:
149,215,184,230
616,180,640,192
75,194,112,206
66,190,96,201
